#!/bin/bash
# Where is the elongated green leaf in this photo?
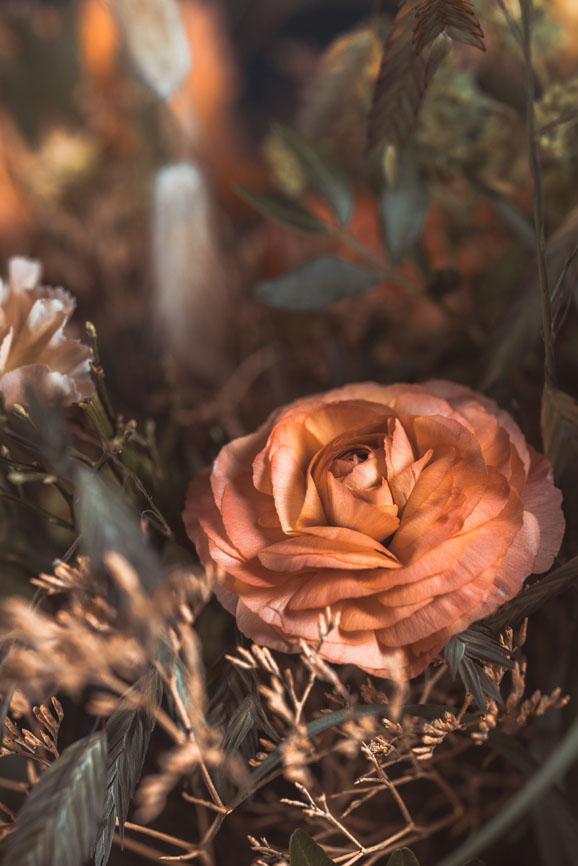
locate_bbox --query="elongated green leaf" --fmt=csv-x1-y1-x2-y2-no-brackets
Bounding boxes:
2,731,106,866
444,635,466,678
75,466,162,592
274,124,352,226
290,829,335,866
387,848,421,866
255,256,379,311
433,713,578,866
93,671,162,866
459,657,503,711
460,624,514,669
236,187,329,235
381,151,429,265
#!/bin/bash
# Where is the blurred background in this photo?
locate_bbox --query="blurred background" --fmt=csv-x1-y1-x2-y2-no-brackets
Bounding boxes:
0,0,576,435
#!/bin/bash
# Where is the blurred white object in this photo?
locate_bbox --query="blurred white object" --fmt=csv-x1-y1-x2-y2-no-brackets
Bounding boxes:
0,258,94,407
110,0,191,99
153,163,233,381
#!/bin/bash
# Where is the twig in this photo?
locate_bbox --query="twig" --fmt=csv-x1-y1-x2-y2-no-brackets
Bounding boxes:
519,0,556,386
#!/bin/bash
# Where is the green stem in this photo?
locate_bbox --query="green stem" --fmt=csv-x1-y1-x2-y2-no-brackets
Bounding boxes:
330,227,422,293
520,0,556,387
434,713,578,866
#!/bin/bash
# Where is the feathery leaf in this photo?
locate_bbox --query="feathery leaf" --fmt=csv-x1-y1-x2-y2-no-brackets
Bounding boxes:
413,0,485,54
2,731,106,866
368,1,450,152
93,671,162,866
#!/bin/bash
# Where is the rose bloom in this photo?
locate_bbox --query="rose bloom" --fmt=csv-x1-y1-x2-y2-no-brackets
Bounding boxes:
0,258,93,408
184,381,564,678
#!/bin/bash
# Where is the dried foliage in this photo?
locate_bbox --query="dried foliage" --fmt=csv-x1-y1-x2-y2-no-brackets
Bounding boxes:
368,0,485,152
413,1,485,54
367,3,449,152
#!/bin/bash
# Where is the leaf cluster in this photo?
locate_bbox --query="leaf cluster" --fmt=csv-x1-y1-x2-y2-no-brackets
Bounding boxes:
444,624,514,710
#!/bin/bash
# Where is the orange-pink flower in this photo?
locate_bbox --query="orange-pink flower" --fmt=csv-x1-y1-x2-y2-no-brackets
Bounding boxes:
183,381,564,679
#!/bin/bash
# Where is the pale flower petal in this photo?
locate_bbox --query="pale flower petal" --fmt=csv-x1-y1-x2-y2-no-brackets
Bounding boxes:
0,258,94,408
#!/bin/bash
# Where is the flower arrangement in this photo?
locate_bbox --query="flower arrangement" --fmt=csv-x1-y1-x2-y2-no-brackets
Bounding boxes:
0,2,576,866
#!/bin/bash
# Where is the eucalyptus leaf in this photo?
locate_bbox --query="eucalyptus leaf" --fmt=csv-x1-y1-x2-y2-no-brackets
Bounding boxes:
255,256,379,311
290,829,335,866
236,187,329,235
1,732,107,866
75,466,162,592
387,848,421,866
274,124,352,225
380,150,429,265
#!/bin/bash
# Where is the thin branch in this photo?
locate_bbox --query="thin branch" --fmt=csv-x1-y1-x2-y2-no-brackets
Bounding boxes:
519,0,556,386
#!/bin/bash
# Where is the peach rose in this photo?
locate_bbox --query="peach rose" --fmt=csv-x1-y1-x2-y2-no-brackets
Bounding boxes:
183,381,564,678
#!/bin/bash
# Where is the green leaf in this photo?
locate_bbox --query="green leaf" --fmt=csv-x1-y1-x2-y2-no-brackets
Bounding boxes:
255,256,379,311
236,187,329,235
459,624,514,669
2,731,106,866
273,124,352,226
459,657,503,711
444,635,466,678
221,695,257,754
380,151,429,265
93,671,162,866
387,848,420,866
290,829,335,866
75,466,162,592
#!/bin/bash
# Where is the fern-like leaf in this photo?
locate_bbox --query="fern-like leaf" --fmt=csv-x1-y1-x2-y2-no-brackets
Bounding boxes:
1,731,107,866
368,1,450,152
93,671,162,866
413,0,485,54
